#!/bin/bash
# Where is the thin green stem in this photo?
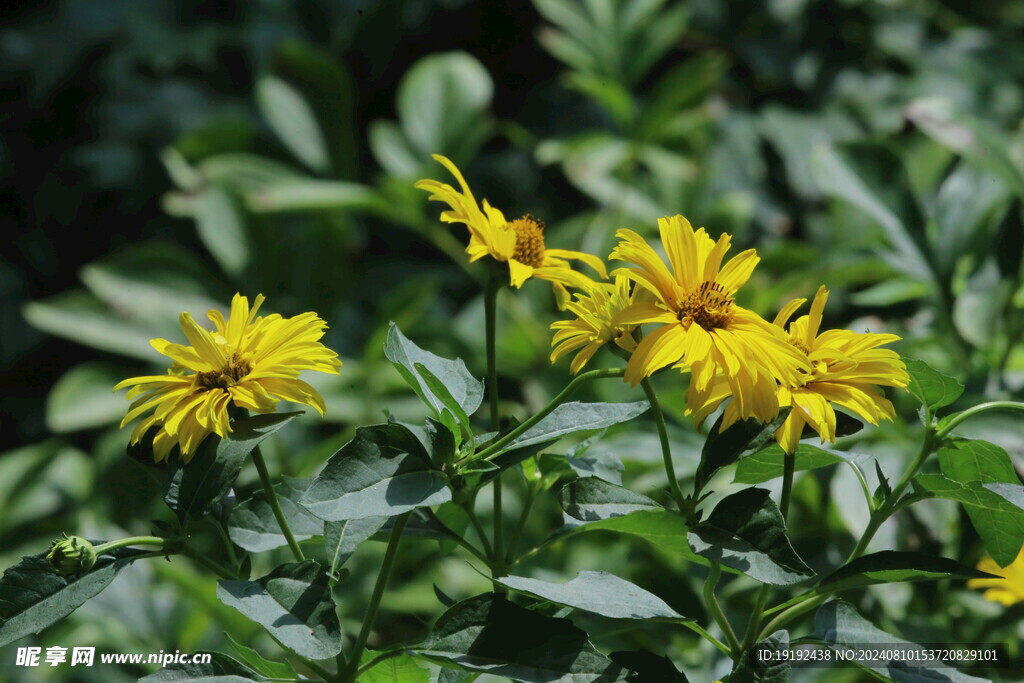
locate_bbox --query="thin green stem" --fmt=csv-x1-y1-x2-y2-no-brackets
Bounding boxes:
492,474,505,578
252,445,305,562
347,512,410,680
935,401,1024,440
506,482,539,564
682,620,732,656
477,368,626,462
425,508,491,566
93,536,166,555
210,518,240,569
780,449,796,519
485,275,501,431
704,562,741,656
462,493,494,560
640,378,686,511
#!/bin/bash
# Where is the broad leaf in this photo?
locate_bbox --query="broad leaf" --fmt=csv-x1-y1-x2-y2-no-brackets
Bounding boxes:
224,632,298,680
323,516,389,578
139,652,267,681
504,401,649,451
904,358,963,413
568,510,712,568
938,438,1019,486
360,651,430,682
384,323,483,421
690,488,813,585
815,600,988,682
731,630,790,683
494,571,690,621
0,548,147,647
734,444,845,485
164,412,302,521
611,650,689,682
301,423,451,522
695,409,791,494
217,560,342,660
410,594,626,682
560,477,661,521
817,551,996,593
914,474,1024,566
256,75,329,172
228,476,323,552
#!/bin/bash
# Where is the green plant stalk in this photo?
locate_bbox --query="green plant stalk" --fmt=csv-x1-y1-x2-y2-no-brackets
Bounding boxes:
935,401,1024,439
346,511,411,681
208,518,240,570
704,561,741,656
92,536,166,555
462,493,495,560
477,367,627,461
252,445,305,562
506,480,539,565
640,378,687,511
682,620,732,656
484,274,504,573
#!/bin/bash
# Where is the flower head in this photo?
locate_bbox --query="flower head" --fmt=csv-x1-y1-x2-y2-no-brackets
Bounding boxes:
114,293,341,463
47,534,97,575
551,276,641,375
610,215,809,423
968,548,1024,606
415,154,607,306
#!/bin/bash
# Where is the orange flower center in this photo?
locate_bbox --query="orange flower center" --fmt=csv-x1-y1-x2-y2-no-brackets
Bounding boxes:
196,352,253,390
678,281,733,331
510,215,546,267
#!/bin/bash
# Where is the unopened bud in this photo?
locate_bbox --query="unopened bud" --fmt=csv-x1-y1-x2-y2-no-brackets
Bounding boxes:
47,534,97,575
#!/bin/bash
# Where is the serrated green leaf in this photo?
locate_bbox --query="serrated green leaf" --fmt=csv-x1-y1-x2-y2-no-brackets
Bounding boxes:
817,551,996,593
410,593,626,682
300,423,451,522
560,477,661,521
904,358,963,412
359,651,430,682
938,437,1019,485
164,412,302,522
217,560,341,660
228,476,323,552
505,401,649,451
494,571,690,621
323,516,388,578
733,444,845,485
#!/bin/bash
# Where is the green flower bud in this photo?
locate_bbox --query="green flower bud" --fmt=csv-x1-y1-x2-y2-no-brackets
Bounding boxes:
47,534,97,576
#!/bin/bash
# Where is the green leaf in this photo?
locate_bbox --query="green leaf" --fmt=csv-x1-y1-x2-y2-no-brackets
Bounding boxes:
817,551,996,593
397,52,493,161
256,75,329,172
696,409,792,494
138,652,267,681
323,516,388,579
217,560,342,660
814,600,988,682
359,651,431,683
300,423,451,522
224,632,298,680
570,510,707,566
610,650,689,682
904,358,963,412
494,571,690,621
0,548,146,647
410,594,626,682
195,186,249,276
384,323,484,422
690,488,813,585
228,477,323,552
912,474,1024,566
24,290,159,360
45,362,127,432
938,437,1019,485
733,444,845,485
560,477,661,521
986,482,1024,512
730,630,790,683
245,179,382,214
505,401,650,451
164,412,302,522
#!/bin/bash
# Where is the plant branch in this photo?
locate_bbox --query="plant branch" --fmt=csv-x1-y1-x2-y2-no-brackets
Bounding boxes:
252,445,305,562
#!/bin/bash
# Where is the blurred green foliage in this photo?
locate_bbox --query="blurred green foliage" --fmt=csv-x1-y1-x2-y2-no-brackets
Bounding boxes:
2,0,1023,680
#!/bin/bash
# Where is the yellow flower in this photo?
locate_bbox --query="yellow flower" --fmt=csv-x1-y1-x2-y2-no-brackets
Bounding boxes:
610,215,809,423
415,154,607,306
968,549,1024,606
768,285,908,453
114,293,341,463
550,276,641,375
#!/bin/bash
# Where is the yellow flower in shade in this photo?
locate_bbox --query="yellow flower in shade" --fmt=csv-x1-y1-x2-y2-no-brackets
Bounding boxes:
610,215,809,424
550,276,641,375
114,294,341,463
415,154,607,306
968,549,1024,606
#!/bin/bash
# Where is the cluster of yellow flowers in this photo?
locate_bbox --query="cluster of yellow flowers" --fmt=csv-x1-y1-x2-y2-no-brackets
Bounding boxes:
417,155,909,454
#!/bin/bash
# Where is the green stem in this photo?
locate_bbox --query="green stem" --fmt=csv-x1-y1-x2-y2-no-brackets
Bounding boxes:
485,275,501,431
506,482,539,565
252,445,305,562
463,498,495,560
492,473,505,578
704,562,741,656
640,378,686,512
93,536,166,555
935,401,1024,440
477,368,626,462
780,449,795,519
347,512,410,679
211,518,240,569
682,620,733,656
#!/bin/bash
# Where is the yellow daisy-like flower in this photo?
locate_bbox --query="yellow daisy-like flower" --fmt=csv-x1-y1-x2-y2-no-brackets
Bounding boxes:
114,293,341,463
550,275,641,375
968,548,1024,606
610,215,809,423
415,154,607,306
768,285,908,453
